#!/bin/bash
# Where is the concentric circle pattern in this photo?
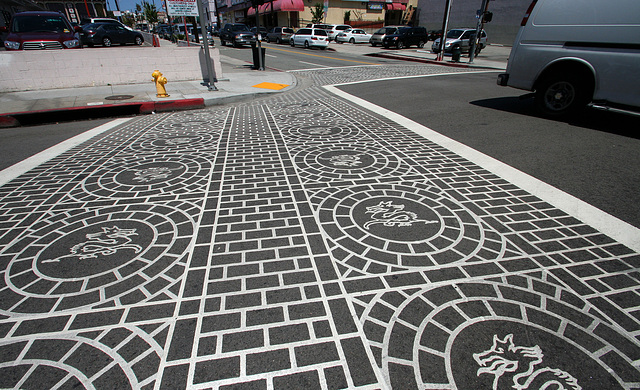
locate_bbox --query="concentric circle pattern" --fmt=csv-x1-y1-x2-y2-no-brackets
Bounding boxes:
72,154,211,200
2,205,193,313
292,144,414,182
319,183,505,271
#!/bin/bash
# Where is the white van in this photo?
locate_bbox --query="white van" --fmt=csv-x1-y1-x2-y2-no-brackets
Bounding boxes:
497,0,640,116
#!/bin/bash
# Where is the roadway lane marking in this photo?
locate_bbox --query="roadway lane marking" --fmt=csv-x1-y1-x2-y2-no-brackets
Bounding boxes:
267,46,381,65
324,76,640,253
0,118,132,187
299,61,330,68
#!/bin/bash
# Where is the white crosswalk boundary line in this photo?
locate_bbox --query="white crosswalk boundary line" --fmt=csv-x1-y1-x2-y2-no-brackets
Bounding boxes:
324,82,640,253
0,118,132,187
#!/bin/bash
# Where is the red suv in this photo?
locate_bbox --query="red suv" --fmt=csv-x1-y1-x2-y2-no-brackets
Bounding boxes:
1,11,82,50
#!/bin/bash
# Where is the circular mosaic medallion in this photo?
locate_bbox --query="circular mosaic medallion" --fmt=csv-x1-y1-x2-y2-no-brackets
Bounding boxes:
114,161,187,186
293,144,413,182
284,123,359,140
318,183,505,270
449,321,623,390
35,220,155,279
3,205,194,313
316,150,376,169
130,132,217,152
73,155,210,200
352,196,442,242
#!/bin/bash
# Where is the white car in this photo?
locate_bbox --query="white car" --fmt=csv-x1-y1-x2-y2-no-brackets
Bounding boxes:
290,28,328,49
336,28,372,44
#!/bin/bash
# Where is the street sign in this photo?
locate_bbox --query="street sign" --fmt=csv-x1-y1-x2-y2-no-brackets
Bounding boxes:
166,0,199,16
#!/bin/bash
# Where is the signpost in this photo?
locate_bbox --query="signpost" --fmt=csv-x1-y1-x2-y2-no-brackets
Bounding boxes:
167,0,217,90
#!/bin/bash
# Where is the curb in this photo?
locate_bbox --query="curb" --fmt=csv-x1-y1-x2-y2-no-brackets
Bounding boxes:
0,98,204,128
366,52,505,70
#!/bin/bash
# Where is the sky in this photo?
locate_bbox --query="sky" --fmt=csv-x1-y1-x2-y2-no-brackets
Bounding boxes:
107,0,166,14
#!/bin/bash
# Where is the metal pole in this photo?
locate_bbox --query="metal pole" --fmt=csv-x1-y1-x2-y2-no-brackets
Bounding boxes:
437,0,452,61
197,0,218,89
469,0,488,63
254,5,264,70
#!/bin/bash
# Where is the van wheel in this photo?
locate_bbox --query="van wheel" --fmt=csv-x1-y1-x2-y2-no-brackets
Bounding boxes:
304,41,309,49
371,42,377,47
290,39,295,47
417,40,425,48
396,41,404,49
535,73,589,117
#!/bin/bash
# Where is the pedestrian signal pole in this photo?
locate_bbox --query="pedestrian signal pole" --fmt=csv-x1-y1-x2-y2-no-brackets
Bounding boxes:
437,0,452,61
469,0,490,63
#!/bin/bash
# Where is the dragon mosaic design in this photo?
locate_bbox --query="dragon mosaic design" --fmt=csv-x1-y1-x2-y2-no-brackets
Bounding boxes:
319,153,365,167
363,200,437,230
474,334,581,390
41,226,143,263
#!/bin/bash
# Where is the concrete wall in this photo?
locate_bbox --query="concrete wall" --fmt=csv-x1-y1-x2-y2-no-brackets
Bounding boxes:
0,46,223,93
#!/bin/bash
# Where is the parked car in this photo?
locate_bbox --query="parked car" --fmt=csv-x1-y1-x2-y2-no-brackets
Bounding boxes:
335,28,372,44
432,28,487,54
498,0,640,117
265,27,294,44
250,26,268,40
369,25,407,47
154,24,172,39
290,28,328,49
1,11,82,50
382,26,428,49
81,23,144,47
305,23,333,30
427,29,442,41
80,18,132,31
219,23,256,47
326,24,351,41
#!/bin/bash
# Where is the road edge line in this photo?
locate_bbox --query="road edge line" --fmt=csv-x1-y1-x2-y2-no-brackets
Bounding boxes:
323,83,640,253
0,117,132,187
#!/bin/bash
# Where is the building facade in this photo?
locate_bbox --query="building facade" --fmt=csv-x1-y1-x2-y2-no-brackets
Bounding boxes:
0,0,108,27
216,0,418,30
417,0,531,45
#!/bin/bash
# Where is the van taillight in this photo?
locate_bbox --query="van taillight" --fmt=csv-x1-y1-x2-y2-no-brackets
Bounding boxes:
521,0,538,26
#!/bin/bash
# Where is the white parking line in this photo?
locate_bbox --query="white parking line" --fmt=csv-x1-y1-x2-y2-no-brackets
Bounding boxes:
324,76,640,253
0,118,132,187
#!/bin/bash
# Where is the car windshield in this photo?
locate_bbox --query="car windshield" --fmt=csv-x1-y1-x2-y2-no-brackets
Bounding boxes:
314,29,328,36
376,27,397,34
446,29,464,38
336,26,350,31
231,24,249,31
11,14,70,33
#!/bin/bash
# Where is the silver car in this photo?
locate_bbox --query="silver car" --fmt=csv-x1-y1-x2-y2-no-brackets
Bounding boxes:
432,28,487,54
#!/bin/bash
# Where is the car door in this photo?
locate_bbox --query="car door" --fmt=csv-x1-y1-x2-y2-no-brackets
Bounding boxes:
460,30,473,51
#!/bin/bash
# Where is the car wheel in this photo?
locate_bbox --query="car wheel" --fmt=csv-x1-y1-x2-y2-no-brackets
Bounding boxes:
87,43,94,48
304,40,309,49
276,38,281,44
535,72,590,117
233,40,239,48
102,37,112,47
396,41,404,49
320,46,326,50
290,39,295,47
371,42,377,47
417,40,425,48
348,38,354,44
135,36,143,46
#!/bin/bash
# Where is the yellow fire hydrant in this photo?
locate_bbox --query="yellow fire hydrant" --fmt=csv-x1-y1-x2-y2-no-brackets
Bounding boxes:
152,70,170,98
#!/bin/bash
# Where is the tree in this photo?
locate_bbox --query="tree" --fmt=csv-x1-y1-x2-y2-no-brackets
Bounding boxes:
310,3,324,24
344,10,351,23
142,1,158,25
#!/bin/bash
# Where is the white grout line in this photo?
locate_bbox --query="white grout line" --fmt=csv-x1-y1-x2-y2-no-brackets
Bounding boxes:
0,118,132,187
323,80,640,253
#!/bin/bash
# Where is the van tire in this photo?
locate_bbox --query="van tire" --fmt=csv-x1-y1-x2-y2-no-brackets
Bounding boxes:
304,41,309,49
396,41,404,49
418,40,425,48
535,72,589,117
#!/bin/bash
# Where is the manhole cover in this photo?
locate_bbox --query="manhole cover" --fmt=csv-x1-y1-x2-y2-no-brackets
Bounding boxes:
105,95,134,100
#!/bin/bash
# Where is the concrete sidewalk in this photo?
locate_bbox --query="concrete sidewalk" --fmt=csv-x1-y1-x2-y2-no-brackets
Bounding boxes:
0,70,297,127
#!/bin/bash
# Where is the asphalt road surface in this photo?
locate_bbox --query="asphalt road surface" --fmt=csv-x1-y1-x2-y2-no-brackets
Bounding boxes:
338,71,640,229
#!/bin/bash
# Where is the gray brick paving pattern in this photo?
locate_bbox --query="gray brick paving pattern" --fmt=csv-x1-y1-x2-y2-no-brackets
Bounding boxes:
1,64,639,389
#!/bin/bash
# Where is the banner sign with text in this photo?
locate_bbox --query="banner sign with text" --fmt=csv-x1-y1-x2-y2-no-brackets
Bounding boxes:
166,0,199,16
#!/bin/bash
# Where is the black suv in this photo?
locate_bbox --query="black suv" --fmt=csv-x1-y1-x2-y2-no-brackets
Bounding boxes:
219,23,255,47
382,26,428,49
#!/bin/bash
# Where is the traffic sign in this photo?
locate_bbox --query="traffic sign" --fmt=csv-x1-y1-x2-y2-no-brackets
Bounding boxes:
166,0,198,16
